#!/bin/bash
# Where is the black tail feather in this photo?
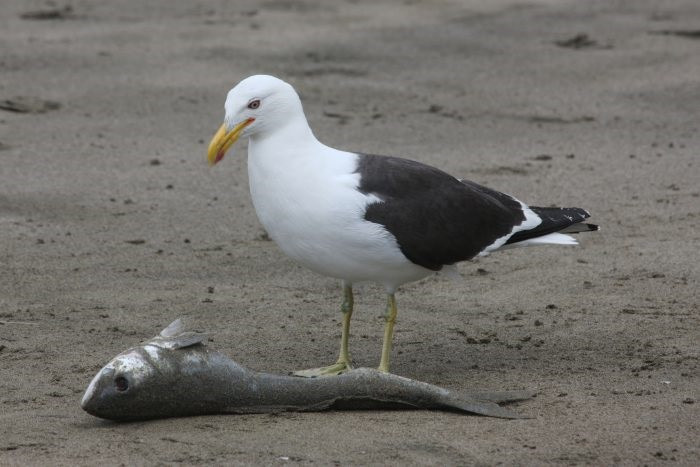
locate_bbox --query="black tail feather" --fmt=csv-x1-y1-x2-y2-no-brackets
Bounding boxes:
506,207,595,245
560,222,599,234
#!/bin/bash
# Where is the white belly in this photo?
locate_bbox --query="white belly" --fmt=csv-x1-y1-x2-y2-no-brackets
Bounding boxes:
247,144,430,290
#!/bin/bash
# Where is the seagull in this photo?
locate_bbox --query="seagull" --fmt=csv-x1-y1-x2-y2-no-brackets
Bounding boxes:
207,75,598,377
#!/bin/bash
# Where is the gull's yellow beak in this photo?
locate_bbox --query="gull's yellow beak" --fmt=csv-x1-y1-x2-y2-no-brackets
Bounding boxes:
207,118,255,165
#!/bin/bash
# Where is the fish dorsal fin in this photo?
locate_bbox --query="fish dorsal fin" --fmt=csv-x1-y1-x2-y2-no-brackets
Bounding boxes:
148,318,207,349
160,318,184,338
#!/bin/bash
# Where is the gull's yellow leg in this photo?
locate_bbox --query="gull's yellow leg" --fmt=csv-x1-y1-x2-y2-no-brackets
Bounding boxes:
337,284,353,366
293,284,354,377
378,293,397,373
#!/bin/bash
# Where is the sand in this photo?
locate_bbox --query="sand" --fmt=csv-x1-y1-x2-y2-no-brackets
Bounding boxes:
1,0,698,464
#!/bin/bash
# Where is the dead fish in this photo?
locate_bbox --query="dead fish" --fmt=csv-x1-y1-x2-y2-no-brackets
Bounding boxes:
81,319,533,421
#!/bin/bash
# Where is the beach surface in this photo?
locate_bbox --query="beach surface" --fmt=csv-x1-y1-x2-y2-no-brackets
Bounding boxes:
1,0,698,464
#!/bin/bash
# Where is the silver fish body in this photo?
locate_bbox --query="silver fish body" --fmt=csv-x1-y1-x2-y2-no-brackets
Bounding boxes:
81,320,532,421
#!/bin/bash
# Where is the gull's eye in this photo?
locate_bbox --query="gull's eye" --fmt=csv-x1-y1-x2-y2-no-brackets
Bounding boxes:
247,99,261,110
114,376,129,392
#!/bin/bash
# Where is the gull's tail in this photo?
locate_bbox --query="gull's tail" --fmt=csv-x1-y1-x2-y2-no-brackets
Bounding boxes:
505,206,599,247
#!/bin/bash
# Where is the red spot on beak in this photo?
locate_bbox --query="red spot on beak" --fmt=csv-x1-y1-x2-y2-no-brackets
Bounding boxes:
215,150,225,163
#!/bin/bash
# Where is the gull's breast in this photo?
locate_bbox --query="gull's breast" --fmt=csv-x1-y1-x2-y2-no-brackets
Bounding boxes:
247,147,427,286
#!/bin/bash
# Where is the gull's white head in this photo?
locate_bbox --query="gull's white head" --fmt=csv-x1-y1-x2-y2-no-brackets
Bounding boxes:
207,75,305,165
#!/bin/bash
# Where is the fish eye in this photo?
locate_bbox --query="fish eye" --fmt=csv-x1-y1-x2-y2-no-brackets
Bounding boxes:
247,99,261,110
114,376,129,392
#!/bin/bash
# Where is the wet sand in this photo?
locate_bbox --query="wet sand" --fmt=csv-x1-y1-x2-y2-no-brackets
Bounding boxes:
1,0,698,464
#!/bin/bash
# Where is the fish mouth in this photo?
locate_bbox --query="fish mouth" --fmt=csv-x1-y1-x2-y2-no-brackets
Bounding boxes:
81,366,110,407
80,369,110,415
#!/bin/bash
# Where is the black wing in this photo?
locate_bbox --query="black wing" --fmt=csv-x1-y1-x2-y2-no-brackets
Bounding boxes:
356,154,527,270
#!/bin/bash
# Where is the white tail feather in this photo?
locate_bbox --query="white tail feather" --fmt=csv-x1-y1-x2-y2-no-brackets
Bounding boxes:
498,232,578,251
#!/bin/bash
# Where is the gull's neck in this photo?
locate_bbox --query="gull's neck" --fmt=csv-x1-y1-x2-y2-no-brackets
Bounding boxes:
248,114,324,164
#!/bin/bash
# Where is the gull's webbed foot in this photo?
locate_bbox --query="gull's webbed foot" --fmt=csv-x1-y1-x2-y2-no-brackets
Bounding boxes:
293,361,352,378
